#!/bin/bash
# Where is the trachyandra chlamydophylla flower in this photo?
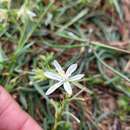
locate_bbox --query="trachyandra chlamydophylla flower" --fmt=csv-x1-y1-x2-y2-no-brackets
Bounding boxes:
17,5,36,20
44,60,84,96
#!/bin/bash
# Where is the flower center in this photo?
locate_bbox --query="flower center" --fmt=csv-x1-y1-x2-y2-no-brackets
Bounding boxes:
59,71,68,81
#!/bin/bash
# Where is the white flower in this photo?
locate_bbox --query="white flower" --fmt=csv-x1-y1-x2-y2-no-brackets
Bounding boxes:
17,5,36,20
27,10,36,18
44,60,84,96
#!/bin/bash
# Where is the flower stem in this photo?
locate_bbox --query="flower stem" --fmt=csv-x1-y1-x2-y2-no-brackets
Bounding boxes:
51,96,69,130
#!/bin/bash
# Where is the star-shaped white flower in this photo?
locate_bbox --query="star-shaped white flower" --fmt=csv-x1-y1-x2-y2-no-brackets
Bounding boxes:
17,5,36,20
44,60,84,96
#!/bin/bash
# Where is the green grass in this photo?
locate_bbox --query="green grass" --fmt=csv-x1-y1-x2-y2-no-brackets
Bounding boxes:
0,0,130,130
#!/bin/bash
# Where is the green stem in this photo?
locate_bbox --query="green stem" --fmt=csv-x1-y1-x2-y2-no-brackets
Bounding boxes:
51,96,69,130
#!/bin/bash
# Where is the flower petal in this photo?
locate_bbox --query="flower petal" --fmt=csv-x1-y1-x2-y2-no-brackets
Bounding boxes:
69,74,84,81
46,81,63,95
52,60,64,73
27,10,36,18
63,82,72,95
44,71,62,81
66,64,77,77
